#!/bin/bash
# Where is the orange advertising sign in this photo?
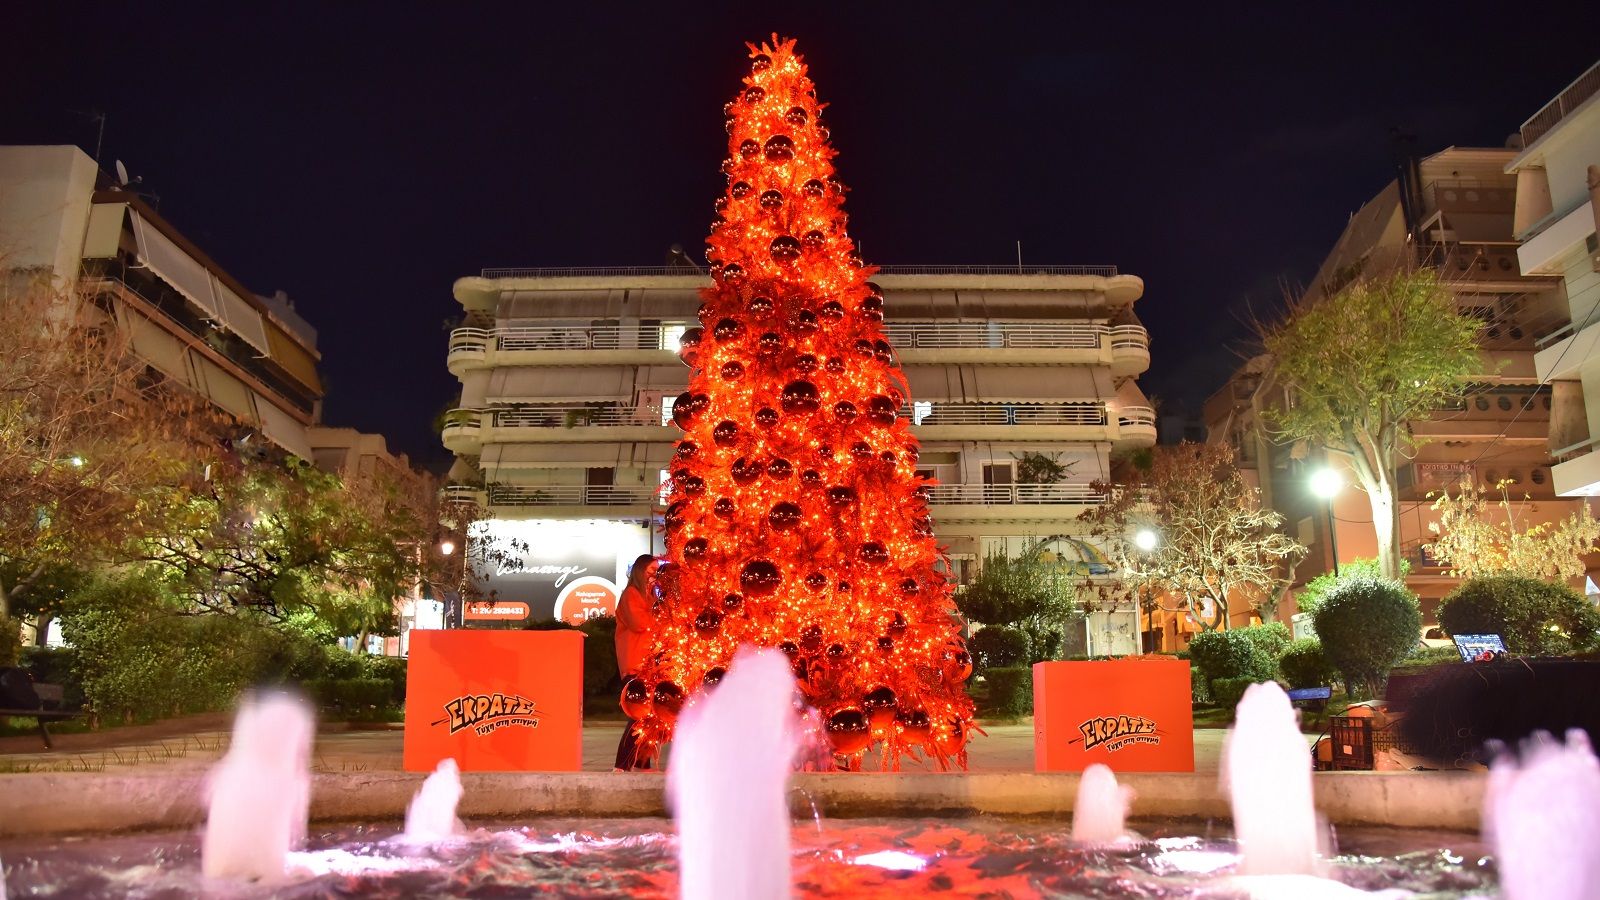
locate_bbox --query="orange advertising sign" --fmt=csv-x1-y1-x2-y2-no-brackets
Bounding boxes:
463,600,531,621
403,630,584,772
1033,658,1194,772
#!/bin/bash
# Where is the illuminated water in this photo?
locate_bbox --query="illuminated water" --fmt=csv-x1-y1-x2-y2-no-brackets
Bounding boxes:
1071,763,1132,845
0,817,1496,898
1484,729,1600,899
199,693,313,880
403,757,463,842
667,647,795,900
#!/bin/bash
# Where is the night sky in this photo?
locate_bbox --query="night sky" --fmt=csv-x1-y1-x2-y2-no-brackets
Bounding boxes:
4,3,1594,469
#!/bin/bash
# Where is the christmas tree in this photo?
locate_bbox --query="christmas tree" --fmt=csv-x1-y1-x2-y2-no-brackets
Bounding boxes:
627,37,974,770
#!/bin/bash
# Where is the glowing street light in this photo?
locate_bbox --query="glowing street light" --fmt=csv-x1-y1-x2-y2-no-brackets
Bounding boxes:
68,456,84,467
439,540,456,556
1134,528,1159,551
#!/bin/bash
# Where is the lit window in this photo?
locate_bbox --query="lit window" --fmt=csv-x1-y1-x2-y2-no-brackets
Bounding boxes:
913,401,932,425
661,324,687,352
660,394,677,427
658,469,673,503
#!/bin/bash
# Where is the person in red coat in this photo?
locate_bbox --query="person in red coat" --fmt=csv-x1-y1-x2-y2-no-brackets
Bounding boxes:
614,553,659,771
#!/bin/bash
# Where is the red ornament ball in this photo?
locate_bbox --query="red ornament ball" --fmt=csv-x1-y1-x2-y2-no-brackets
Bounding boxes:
768,502,803,531
740,559,782,596
826,707,873,755
652,682,685,722
693,608,723,638
770,235,802,261
763,134,795,161
767,458,793,480
713,420,740,446
858,542,889,565
862,686,898,726
621,678,650,720
780,380,821,415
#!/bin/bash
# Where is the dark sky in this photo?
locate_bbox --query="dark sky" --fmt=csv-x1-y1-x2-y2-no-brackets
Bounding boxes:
4,2,1595,469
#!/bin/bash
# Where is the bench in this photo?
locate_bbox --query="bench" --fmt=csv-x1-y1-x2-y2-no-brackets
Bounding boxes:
0,667,85,749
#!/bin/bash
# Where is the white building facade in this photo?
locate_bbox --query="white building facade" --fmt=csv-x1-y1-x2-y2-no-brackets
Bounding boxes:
1511,60,1600,496
442,265,1157,654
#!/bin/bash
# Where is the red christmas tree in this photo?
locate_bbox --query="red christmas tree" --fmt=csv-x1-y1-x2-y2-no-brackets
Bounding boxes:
627,37,974,769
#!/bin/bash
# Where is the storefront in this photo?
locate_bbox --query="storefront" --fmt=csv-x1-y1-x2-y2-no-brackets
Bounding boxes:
462,519,652,626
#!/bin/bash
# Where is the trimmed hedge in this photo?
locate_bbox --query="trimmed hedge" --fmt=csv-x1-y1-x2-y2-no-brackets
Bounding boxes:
1277,638,1335,689
982,666,1033,718
1437,574,1600,656
304,678,392,719
361,654,407,706
1236,622,1292,664
1187,629,1274,689
969,626,1029,670
1311,572,1421,699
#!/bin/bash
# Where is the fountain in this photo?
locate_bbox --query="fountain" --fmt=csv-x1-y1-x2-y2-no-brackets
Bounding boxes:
1484,729,1600,900
1224,681,1323,877
403,757,463,842
1072,763,1133,844
200,692,313,880
667,647,797,900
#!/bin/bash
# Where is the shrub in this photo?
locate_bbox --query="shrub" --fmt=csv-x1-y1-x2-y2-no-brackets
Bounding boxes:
361,655,408,705
1437,574,1600,656
1187,629,1273,690
1311,572,1421,699
981,666,1033,718
304,678,393,720
1294,557,1409,620
1210,676,1269,710
1235,622,1293,662
576,617,621,710
1277,638,1335,689
1189,663,1212,705
20,647,84,708
968,625,1030,670
1394,645,1461,668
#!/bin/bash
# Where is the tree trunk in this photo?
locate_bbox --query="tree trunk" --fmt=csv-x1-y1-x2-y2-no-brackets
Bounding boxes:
32,612,55,648
355,627,370,655
1345,431,1404,581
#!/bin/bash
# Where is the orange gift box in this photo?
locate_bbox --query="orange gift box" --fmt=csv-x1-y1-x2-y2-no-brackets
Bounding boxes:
1033,658,1194,772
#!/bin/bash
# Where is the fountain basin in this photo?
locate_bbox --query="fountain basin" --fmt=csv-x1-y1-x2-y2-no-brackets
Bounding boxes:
0,816,1496,899
0,770,1486,838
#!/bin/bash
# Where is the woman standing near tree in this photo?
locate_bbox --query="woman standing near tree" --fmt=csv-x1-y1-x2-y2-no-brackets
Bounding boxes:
613,553,660,772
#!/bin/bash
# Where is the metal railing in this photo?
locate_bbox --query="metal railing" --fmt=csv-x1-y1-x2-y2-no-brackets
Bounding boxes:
910,403,1108,426
441,409,483,430
1418,179,1516,220
1521,59,1600,147
488,484,659,506
451,322,1148,355
479,264,1119,279
1117,406,1158,428
926,483,1105,505
492,405,665,429
441,484,484,504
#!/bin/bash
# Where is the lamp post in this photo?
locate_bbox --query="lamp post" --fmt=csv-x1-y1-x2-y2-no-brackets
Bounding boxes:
1133,528,1159,649
1310,467,1342,577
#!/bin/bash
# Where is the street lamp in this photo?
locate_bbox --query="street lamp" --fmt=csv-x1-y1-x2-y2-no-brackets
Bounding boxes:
1310,467,1342,576
1134,528,1159,551
439,540,456,556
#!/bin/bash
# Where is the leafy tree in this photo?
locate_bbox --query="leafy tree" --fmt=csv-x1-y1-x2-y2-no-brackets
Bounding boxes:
0,273,205,624
1079,442,1306,629
1263,269,1482,580
957,541,1082,664
1427,481,1600,581
1437,574,1600,655
1014,451,1072,485
967,625,1030,670
1310,572,1421,698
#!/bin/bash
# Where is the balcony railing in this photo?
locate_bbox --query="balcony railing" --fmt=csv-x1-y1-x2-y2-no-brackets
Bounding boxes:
1117,406,1157,428
1521,59,1600,147
1418,242,1528,283
926,483,1105,505
441,484,484,505
911,403,1108,426
450,322,1148,356
488,484,659,506
479,264,1119,279
1418,179,1516,220
457,402,1120,431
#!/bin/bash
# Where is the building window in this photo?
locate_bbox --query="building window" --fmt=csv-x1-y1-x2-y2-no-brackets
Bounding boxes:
1498,396,1513,411
1475,397,1490,411
912,401,933,425
982,463,1014,503
1531,469,1547,485
587,467,614,486
660,394,677,427
661,323,687,352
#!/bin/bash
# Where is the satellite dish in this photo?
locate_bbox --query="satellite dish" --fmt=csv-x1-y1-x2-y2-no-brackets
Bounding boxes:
114,160,129,185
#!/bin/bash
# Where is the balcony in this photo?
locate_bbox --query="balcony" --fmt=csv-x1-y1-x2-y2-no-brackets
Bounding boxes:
1114,405,1158,448
1520,58,1600,147
1419,242,1557,292
479,264,1120,279
928,482,1106,524
441,484,486,506
448,321,1151,375
440,409,483,453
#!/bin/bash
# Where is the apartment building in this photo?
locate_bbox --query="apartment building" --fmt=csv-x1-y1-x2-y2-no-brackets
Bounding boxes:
441,265,1157,655
1205,144,1584,637
0,145,323,457
1508,59,1600,497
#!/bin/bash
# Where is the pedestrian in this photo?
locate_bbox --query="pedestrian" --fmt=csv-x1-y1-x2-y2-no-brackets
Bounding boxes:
614,553,660,772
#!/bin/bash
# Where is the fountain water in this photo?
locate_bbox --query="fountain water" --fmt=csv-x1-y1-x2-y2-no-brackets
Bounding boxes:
1484,729,1600,900
1071,763,1133,844
1223,681,1323,878
403,757,463,842
200,692,313,880
668,647,797,900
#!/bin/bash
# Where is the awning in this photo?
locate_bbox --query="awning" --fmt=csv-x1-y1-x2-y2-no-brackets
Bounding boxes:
255,392,313,458
264,321,323,394
124,310,194,387
194,357,255,421
487,367,635,403
131,211,220,321
901,366,1113,403
459,370,491,408
1115,378,1151,409
214,280,270,356
498,289,624,320
633,365,690,394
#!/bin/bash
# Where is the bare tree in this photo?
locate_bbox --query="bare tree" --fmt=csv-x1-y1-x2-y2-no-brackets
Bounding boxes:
1080,442,1306,630
1427,480,1600,581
